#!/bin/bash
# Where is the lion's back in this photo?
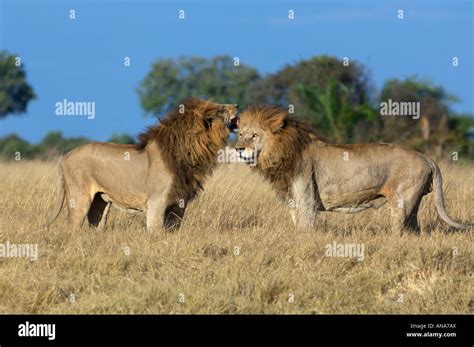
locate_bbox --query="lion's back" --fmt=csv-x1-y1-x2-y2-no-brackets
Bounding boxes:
60,142,149,208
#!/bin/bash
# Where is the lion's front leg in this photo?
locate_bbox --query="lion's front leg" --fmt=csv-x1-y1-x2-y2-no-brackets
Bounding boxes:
290,199,317,231
290,175,318,231
147,196,186,232
146,185,173,232
146,161,175,232
146,195,168,232
164,202,186,230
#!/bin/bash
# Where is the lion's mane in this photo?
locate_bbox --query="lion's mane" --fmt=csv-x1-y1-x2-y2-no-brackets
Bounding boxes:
136,98,230,204
243,105,325,198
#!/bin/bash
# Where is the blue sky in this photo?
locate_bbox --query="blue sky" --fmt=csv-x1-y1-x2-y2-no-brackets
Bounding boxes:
0,0,472,143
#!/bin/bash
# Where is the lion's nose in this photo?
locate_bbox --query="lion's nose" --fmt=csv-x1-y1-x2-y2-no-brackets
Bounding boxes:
235,147,245,153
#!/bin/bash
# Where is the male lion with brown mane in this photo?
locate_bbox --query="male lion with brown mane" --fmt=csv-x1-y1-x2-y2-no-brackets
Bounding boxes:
235,105,472,233
47,98,238,231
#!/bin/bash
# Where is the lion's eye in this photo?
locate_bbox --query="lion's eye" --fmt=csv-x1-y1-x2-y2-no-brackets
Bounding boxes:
252,133,258,139
239,133,242,138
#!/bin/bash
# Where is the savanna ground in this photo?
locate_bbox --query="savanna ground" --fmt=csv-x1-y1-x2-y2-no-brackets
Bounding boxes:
0,160,472,314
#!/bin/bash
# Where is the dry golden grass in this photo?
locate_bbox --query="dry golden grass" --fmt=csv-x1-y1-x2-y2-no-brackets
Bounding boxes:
0,160,472,313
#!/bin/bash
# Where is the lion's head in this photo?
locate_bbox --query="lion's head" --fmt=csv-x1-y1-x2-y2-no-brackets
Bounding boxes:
235,105,323,195
137,98,238,201
137,99,238,149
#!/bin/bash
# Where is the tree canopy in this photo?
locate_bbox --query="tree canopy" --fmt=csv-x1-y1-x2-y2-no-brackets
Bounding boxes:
1,53,472,161
0,51,36,118
251,55,371,117
137,55,260,117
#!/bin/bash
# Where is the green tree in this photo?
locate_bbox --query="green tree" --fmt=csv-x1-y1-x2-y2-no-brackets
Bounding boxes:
39,131,90,156
0,51,36,118
298,80,378,143
137,55,260,117
108,133,135,144
0,131,92,160
0,134,41,159
379,77,461,157
41,131,64,148
252,55,372,121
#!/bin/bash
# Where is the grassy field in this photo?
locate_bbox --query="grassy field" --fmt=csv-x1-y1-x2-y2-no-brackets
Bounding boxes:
0,160,472,314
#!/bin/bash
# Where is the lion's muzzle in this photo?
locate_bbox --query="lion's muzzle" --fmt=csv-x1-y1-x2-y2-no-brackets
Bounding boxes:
223,104,239,132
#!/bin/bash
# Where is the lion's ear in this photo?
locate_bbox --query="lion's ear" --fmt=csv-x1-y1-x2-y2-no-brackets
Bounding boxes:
204,116,215,129
269,114,286,133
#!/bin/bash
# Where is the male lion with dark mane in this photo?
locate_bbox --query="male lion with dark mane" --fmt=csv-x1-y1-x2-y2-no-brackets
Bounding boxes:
235,105,472,233
47,99,238,231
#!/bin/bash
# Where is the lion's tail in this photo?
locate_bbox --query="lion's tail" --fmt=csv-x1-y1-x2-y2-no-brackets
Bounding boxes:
426,157,473,229
45,167,66,230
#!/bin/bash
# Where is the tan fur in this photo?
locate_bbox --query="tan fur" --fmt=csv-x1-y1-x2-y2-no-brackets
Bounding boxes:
235,105,472,232
47,99,238,231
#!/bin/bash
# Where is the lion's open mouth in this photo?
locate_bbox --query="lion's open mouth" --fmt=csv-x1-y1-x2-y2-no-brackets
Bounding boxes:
237,152,256,163
229,116,239,132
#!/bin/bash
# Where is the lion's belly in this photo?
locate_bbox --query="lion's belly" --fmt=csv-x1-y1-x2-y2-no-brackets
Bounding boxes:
100,192,147,211
315,162,387,210
320,187,382,210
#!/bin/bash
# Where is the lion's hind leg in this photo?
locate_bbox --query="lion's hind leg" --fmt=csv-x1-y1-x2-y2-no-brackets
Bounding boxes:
66,192,92,229
404,197,423,232
386,181,427,234
87,193,110,229
97,201,111,230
